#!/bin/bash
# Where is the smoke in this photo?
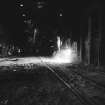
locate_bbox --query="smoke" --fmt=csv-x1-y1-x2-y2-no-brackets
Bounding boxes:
0,37,80,67
40,37,79,64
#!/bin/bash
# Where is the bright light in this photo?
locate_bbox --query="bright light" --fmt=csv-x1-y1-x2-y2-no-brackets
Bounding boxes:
59,13,63,17
37,5,43,8
36,1,45,8
20,4,24,7
0,37,79,67
22,14,26,17
41,38,79,64
57,36,62,51
52,37,78,64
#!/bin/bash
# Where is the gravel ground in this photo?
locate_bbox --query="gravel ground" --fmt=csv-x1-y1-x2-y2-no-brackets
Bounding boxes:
0,65,105,105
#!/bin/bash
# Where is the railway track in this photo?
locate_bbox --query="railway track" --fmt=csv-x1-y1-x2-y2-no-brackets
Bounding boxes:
70,70,105,89
66,69,105,105
0,59,105,105
41,62,101,105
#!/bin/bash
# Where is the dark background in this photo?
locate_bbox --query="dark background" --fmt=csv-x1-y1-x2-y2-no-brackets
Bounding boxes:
0,0,104,41
0,0,105,64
